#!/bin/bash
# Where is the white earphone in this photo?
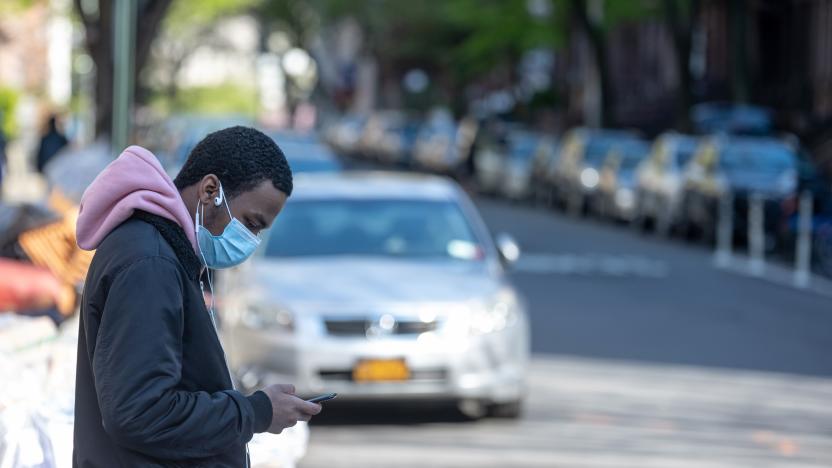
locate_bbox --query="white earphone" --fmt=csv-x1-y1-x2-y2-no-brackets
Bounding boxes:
213,187,223,206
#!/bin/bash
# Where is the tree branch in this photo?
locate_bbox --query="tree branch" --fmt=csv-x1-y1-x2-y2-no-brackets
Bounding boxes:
73,0,91,29
135,0,173,84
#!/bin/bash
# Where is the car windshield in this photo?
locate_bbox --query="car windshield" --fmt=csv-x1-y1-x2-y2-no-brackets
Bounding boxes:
288,158,342,173
617,143,650,170
719,143,796,175
585,135,635,166
673,139,699,167
280,142,342,173
507,133,540,161
264,199,484,260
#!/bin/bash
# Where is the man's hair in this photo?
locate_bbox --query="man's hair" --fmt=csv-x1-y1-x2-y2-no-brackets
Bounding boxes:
173,126,293,198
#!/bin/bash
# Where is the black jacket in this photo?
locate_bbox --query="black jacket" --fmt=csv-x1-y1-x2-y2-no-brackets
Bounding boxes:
73,211,272,467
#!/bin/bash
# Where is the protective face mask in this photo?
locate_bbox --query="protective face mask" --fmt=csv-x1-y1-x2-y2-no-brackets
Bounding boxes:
195,184,261,269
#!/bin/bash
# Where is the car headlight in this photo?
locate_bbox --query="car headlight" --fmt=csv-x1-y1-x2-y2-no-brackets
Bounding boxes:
580,168,599,189
615,188,635,210
241,304,294,332
469,291,519,336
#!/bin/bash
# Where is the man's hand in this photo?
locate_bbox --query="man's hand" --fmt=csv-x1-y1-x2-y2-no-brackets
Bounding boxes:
260,384,322,434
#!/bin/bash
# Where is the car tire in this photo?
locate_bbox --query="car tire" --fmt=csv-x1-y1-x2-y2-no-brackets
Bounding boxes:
487,399,523,419
655,200,673,238
814,225,832,277
679,194,699,242
458,399,488,420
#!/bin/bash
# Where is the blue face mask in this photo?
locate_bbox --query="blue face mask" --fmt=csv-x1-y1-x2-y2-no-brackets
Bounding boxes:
195,184,261,269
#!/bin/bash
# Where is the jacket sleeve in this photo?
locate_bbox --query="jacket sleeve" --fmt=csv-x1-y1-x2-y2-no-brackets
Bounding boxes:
91,256,273,460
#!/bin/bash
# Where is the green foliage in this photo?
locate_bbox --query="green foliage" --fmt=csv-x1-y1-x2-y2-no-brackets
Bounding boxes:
0,0,37,14
442,0,564,79
0,87,19,138
601,0,661,30
152,83,259,117
164,0,260,31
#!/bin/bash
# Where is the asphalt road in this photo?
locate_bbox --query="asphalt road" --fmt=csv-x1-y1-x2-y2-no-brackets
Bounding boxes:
479,198,832,377
298,194,832,468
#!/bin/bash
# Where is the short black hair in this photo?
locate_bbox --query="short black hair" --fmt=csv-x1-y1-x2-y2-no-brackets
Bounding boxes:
173,126,292,198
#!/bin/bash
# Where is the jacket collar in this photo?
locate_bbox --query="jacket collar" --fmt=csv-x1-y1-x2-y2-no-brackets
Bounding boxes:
133,210,202,280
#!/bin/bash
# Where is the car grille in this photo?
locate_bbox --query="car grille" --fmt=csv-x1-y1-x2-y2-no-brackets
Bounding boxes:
324,318,438,337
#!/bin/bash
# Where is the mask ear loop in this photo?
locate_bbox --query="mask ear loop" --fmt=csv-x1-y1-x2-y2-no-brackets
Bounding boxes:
196,199,216,315
219,184,233,222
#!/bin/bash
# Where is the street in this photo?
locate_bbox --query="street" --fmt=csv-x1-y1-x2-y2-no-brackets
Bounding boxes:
301,196,832,468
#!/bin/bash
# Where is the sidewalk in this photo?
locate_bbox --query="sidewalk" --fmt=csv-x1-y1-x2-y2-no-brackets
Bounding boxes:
2,139,48,203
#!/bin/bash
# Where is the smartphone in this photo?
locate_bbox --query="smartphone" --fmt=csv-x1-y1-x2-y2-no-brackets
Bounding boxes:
306,392,337,403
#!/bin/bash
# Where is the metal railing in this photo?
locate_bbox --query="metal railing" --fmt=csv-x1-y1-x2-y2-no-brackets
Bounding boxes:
714,190,814,288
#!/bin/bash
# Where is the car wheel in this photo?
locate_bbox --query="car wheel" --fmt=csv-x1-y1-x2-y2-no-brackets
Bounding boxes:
814,225,832,278
631,197,649,233
679,195,699,242
487,399,523,419
655,200,673,238
458,399,487,420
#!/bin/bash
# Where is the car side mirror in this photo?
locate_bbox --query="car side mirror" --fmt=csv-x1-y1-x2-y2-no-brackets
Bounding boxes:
495,233,521,266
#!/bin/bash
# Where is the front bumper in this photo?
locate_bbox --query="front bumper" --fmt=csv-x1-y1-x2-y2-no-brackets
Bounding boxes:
224,323,526,404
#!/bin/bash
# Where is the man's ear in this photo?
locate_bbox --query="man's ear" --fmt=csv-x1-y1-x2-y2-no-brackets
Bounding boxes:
198,174,221,205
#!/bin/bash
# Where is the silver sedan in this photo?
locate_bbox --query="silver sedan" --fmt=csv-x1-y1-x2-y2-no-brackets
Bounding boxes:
219,172,530,417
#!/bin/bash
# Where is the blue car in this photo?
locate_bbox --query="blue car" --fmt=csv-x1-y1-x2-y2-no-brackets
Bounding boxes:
270,134,343,174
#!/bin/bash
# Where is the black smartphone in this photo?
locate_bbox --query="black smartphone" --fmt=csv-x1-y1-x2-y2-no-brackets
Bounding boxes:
306,392,337,403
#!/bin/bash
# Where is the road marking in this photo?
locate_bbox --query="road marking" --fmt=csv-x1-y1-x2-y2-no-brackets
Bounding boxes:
514,253,669,278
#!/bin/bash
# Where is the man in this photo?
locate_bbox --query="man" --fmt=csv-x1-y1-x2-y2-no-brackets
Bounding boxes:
73,126,321,467
35,114,69,174
0,113,6,195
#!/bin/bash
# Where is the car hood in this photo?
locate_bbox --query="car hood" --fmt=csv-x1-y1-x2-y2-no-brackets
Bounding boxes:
725,171,786,194
616,170,637,188
240,257,504,311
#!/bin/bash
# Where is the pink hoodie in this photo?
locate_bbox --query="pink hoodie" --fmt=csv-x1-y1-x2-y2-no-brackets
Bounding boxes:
76,145,197,252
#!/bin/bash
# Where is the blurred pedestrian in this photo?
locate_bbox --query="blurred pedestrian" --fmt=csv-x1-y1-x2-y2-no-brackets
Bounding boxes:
72,126,321,466
0,112,6,195
35,114,68,174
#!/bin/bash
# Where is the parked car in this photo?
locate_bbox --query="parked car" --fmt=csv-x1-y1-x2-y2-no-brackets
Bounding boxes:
413,110,478,176
529,134,562,205
470,124,533,195
269,134,343,174
691,102,773,136
324,114,368,156
548,128,641,214
779,167,832,277
633,133,700,234
595,139,651,221
358,111,421,166
679,136,799,247
164,115,254,175
219,172,530,418
470,123,510,194
501,133,557,201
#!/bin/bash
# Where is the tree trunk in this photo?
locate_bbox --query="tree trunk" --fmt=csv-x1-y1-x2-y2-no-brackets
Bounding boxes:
664,0,699,132
74,0,171,140
729,0,748,103
571,0,614,128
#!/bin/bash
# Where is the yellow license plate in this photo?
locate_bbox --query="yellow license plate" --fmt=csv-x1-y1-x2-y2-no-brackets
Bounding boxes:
352,359,410,382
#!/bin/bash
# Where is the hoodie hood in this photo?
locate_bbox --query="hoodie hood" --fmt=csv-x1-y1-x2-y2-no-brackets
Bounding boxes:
76,145,197,252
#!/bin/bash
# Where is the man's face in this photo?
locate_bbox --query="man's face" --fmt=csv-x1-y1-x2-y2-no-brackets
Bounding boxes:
200,177,287,237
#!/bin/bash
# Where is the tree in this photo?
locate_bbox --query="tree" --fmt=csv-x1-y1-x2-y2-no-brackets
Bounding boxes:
568,0,659,127
73,0,172,138
663,0,700,131
259,0,563,115
145,0,259,106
